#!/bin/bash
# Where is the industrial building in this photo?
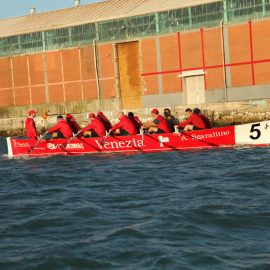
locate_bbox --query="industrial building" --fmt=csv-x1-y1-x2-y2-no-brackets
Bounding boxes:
0,0,270,112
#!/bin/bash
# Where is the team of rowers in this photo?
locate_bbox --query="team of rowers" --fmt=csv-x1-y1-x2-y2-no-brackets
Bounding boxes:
25,107,212,140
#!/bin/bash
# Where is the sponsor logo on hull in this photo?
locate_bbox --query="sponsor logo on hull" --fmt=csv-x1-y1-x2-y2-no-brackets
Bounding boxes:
47,142,84,150
13,141,30,148
180,130,231,141
94,138,144,150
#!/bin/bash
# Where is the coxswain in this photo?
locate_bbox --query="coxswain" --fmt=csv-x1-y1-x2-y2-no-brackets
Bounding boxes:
177,108,206,131
47,115,73,139
80,113,106,137
193,108,212,129
25,109,38,140
164,108,179,132
66,114,81,134
110,112,137,136
97,112,112,132
128,112,142,134
142,108,171,134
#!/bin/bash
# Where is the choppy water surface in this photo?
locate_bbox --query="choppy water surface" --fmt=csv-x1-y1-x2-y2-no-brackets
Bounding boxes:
0,137,269,270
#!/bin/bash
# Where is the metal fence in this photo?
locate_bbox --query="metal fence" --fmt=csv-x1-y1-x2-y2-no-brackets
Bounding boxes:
0,0,270,57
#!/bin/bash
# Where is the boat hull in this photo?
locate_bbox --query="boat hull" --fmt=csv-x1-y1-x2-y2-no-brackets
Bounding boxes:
6,121,270,158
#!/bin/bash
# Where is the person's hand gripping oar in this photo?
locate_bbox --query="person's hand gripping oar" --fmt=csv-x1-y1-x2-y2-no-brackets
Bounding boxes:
28,131,48,154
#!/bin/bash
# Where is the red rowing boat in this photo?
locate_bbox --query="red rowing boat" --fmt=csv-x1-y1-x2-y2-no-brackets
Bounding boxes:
6,121,270,158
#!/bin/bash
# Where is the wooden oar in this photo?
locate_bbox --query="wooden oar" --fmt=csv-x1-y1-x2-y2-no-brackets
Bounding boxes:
140,128,145,144
28,132,48,154
101,130,111,146
62,131,81,148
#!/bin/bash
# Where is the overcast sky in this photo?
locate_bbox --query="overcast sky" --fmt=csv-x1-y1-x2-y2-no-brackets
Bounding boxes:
0,0,102,19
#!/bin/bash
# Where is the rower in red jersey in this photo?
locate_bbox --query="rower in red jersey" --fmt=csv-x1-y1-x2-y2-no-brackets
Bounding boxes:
110,112,137,136
128,112,142,134
193,108,212,129
25,109,38,140
81,113,106,137
97,112,112,132
142,108,171,134
47,115,73,139
177,108,206,131
66,113,81,134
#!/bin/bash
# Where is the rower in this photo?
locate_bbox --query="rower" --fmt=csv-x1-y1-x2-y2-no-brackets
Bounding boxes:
142,108,171,134
66,113,81,134
47,115,73,139
128,112,142,134
164,108,179,132
176,108,206,132
81,113,106,137
193,108,212,129
97,112,112,132
25,109,38,140
110,112,137,136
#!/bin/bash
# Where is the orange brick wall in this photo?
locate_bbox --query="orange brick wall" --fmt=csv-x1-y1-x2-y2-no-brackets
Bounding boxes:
159,35,181,93
2,20,270,108
141,38,159,95
252,20,270,85
0,58,13,107
204,28,224,90
228,23,253,87
98,44,116,99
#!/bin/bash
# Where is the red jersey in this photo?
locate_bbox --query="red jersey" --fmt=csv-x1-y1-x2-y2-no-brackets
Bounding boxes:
81,118,106,137
153,115,171,133
67,118,81,134
200,114,212,129
129,116,142,134
25,117,38,139
98,115,112,132
47,119,73,139
178,114,206,129
111,116,137,135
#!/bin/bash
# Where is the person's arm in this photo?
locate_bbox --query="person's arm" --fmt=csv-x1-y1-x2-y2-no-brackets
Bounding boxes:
142,119,155,129
111,121,122,132
47,123,60,133
81,123,94,133
178,116,192,128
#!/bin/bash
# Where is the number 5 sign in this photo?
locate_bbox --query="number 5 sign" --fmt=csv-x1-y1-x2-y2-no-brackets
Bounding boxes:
235,121,270,145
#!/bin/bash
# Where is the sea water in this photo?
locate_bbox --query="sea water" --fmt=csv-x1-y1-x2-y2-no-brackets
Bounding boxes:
0,137,269,270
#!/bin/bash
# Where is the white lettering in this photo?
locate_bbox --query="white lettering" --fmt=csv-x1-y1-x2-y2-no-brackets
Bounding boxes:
14,141,31,148
137,140,144,147
66,143,84,149
126,140,132,148
181,135,188,141
192,131,230,140
118,141,126,148
110,141,119,149
103,142,110,149
94,140,103,149
47,143,57,150
94,138,145,150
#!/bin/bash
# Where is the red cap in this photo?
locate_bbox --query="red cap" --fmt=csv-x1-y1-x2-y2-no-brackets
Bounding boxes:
28,109,37,116
97,112,104,116
151,108,159,114
89,113,96,118
66,113,73,119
